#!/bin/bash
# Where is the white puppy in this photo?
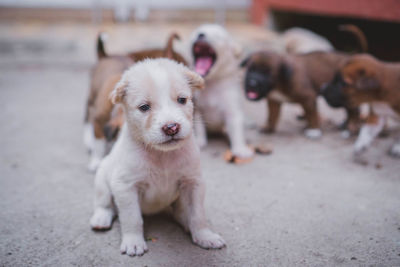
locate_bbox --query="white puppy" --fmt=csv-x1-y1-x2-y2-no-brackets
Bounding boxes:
90,59,225,256
190,24,254,159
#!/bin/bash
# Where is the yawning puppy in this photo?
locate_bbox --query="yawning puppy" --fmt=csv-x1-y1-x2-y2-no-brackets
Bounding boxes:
90,59,225,257
190,24,254,161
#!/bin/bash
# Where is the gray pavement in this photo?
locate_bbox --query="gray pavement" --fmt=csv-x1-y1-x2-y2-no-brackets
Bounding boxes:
0,22,399,267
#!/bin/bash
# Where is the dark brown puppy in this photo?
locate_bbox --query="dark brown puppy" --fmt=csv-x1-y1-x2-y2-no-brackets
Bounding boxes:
84,32,188,171
323,54,400,113
323,54,400,158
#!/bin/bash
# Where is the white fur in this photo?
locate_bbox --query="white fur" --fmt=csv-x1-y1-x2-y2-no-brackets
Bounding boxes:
354,102,400,159
88,138,107,172
83,123,95,152
190,24,253,159
90,59,225,257
304,128,322,139
281,27,334,54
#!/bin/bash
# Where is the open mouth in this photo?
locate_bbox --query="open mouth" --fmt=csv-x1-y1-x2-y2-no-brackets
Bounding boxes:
192,40,217,77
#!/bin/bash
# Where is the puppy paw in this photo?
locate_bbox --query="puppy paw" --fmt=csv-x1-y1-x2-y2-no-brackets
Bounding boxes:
389,143,400,158
192,228,226,249
90,208,115,230
304,128,322,139
232,146,254,159
120,233,148,256
88,157,102,173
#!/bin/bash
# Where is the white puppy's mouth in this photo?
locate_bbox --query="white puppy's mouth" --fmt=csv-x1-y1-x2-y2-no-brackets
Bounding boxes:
154,136,186,150
192,40,217,77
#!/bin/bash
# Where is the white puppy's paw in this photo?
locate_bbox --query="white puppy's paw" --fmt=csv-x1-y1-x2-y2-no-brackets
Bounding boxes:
304,128,322,139
90,208,114,230
232,146,254,159
192,228,226,249
389,143,400,158
88,157,102,173
120,233,148,256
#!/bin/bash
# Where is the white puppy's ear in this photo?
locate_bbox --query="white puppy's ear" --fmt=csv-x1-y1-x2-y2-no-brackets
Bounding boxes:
110,79,128,104
184,69,205,90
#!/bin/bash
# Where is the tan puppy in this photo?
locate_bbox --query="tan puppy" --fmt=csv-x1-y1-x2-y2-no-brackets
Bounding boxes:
90,59,225,257
84,33,188,171
323,54,400,158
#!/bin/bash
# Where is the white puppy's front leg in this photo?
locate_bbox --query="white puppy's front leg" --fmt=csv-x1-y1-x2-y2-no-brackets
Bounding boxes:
225,112,253,158
194,110,208,149
173,178,225,249
111,182,148,256
90,165,116,230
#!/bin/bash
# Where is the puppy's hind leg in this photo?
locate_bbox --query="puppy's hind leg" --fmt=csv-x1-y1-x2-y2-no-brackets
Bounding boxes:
90,167,116,230
173,178,225,249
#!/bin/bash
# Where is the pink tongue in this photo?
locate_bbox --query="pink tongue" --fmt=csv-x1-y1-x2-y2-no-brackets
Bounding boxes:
195,57,213,76
247,91,258,99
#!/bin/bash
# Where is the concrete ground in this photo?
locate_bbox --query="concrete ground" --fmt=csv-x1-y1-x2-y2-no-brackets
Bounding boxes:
0,21,399,267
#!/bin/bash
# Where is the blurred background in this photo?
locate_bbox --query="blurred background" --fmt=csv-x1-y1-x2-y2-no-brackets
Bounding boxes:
1,1,400,266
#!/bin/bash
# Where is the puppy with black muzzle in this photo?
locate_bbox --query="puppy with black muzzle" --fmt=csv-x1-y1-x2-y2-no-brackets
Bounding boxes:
323,54,400,159
190,24,254,162
90,59,225,257
241,50,365,139
241,26,368,139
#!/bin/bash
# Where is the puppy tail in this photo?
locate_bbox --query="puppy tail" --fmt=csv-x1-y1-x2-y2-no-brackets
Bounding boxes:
339,24,368,53
97,32,109,59
164,32,180,59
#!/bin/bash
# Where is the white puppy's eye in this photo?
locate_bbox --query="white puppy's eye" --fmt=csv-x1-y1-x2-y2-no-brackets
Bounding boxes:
177,97,187,105
138,104,151,112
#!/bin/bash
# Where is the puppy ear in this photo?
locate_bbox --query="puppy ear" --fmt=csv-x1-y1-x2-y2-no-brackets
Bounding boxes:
278,61,293,82
110,79,128,104
240,55,251,68
184,69,205,90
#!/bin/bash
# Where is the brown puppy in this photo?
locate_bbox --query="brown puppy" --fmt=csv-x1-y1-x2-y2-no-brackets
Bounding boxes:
241,51,361,138
323,54,400,158
241,26,367,138
84,32,188,172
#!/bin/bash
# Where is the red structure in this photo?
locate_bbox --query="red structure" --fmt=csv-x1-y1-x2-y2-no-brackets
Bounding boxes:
251,0,400,25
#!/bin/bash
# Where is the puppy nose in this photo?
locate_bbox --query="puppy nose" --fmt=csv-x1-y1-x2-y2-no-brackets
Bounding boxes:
197,33,205,39
162,123,180,136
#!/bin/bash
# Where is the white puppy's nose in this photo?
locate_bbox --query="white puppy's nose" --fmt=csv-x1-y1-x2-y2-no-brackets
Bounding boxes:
162,123,180,136
197,33,205,39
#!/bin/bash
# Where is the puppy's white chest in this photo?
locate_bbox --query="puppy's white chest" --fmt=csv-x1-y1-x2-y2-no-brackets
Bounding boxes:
140,170,181,215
